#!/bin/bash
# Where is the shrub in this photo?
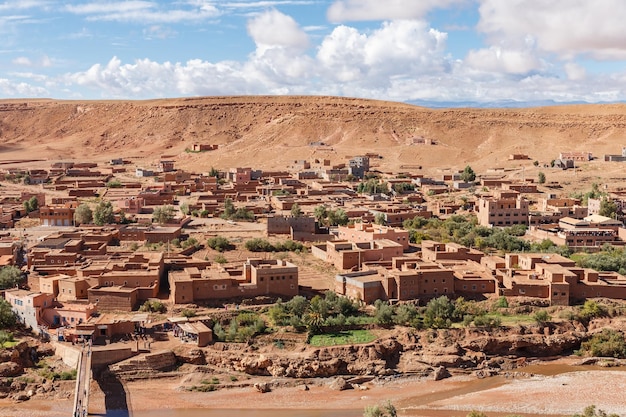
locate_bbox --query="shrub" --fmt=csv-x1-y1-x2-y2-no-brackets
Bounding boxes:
533,310,551,325
139,300,166,313
580,329,626,358
473,315,501,328
207,236,233,252
0,330,14,346
245,238,275,252
181,309,196,318
572,405,620,417
494,296,509,309
578,300,607,322
373,300,394,325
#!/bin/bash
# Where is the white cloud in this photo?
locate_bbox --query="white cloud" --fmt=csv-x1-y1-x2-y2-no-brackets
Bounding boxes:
317,20,449,85
0,0,49,12
143,25,178,40
65,1,220,24
11,55,53,68
247,9,309,51
465,46,543,75
327,0,467,22
564,62,587,81
477,0,626,60
0,78,48,96
12,56,32,66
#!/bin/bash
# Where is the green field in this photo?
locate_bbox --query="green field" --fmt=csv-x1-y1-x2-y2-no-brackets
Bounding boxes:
309,329,377,347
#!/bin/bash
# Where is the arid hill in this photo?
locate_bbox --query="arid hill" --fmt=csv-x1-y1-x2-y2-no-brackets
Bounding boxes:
1,96,626,175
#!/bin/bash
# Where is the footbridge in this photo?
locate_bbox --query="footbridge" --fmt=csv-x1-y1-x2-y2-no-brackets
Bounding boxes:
72,345,92,417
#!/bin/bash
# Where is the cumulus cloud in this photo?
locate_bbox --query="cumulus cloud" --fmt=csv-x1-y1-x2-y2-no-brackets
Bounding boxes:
247,9,309,51
317,20,449,86
327,0,467,22
465,46,543,75
477,0,626,60
0,78,48,96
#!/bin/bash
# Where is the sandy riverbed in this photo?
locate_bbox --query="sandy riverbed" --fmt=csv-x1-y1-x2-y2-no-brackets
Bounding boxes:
3,359,625,417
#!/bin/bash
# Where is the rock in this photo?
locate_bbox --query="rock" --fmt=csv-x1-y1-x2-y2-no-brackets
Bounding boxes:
177,349,206,365
10,379,27,391
329,377,351,391
299,384,309,391
253,382,271,393
13,393,30,402
0,362,23,377
433,366,450,381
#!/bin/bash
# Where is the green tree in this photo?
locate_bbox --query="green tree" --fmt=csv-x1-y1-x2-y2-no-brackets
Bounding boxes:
314,205,328,224
599,198,618,218
0,266,22,290
222,198,235,219
207,236,233,252
423,296,455,329
327,209,349,226
538,172,546,184
0,298,17,328
208,167,220,177
152,205,176,225
23,196,39,213
232,207,254,221
179,203,190,215
460,165,476,182
93,200,114,225
304,311,324,334
291,203,303,218
374,213,386,225
373,300,394,325
245,238,275,252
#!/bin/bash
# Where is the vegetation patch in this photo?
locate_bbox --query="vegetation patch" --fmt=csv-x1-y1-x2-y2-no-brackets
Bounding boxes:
309,329,377,347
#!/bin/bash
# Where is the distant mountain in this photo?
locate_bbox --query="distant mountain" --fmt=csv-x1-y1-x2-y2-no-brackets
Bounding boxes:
406,99,612,109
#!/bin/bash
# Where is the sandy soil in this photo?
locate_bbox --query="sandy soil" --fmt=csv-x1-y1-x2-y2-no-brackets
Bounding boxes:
3,360,625,417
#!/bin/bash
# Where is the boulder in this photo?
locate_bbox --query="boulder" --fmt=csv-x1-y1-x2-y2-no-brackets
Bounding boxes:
329,377,351,391
253,382,271,393
177,349,206,365
0,362,23,377
433,366,450,381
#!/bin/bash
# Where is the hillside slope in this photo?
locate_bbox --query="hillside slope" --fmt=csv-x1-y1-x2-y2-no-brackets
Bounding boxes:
1,96,625,173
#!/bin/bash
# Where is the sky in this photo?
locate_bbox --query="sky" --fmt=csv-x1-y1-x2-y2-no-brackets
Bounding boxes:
2,0,626,105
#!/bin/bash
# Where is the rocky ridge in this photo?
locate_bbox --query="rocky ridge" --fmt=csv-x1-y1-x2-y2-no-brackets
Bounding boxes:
1,97,626,173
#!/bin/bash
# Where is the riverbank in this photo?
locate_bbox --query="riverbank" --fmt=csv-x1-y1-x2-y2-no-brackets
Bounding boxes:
118,360,626,417
6,358,623,417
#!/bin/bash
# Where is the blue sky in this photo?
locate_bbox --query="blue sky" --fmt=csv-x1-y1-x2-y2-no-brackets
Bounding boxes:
1,0,626,105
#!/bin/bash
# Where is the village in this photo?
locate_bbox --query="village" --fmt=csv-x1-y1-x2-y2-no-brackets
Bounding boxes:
1,144,626,349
